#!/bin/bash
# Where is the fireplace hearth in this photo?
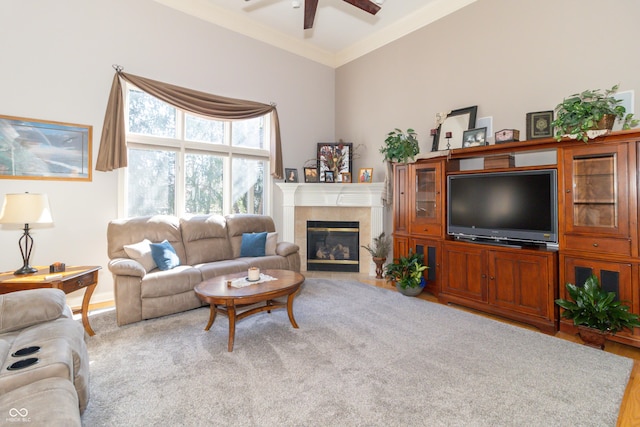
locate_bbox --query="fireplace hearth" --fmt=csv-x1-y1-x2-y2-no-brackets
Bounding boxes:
307,220,359,272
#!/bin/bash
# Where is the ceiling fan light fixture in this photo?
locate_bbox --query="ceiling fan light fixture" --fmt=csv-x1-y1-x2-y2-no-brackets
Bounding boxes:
292,0,301,8
373,0,384,4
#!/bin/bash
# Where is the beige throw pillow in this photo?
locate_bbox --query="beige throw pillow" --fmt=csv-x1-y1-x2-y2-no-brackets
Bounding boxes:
124,239,157,272
265,232,278,255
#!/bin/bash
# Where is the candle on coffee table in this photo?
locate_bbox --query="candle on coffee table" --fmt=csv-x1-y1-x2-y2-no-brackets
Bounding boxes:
248,267,260,281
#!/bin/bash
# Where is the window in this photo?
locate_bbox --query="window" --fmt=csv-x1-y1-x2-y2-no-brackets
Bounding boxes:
123,87,269,217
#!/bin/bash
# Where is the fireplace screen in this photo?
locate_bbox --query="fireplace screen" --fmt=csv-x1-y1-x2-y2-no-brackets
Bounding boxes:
307,221,359,272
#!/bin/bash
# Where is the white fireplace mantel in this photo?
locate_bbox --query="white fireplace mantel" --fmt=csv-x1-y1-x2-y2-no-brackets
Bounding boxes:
275,182,386,276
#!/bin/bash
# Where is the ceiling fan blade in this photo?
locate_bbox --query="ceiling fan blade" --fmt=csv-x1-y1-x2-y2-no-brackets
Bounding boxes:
304,0,319,29
342,0,381,15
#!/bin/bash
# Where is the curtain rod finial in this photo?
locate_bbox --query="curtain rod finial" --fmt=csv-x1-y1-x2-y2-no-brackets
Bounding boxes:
112,64,124,72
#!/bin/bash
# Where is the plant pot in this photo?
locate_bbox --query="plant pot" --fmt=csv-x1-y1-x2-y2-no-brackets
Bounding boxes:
396,283,423,296
577,325,608,350
373,257,386,279
595,114,616,131
395,277,426,297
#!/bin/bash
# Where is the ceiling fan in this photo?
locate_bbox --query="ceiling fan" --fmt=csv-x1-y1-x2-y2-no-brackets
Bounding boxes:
304,0,381,29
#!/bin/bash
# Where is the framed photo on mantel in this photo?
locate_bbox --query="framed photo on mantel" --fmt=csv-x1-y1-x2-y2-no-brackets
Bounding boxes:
304,167,318,183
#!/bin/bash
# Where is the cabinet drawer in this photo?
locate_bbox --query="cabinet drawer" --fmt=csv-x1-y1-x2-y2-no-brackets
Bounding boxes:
409,223,441,237
60,272,96,293
564,235,631,256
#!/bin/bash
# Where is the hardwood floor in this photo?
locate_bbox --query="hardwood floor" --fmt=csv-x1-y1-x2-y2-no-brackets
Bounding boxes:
303,271,640,426
82,270,640,425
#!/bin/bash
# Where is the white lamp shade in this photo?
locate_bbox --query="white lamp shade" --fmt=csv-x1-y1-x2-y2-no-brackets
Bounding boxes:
0,193,53,224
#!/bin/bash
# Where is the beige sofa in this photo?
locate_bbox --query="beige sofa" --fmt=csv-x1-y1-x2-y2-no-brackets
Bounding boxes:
0,288,89,426
107,214,300,326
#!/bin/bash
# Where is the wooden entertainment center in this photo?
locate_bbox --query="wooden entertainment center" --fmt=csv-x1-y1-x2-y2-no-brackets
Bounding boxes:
392,129,640,347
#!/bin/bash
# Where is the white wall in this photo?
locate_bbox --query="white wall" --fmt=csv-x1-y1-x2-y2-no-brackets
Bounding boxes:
335,0,640,251
0,0,335,305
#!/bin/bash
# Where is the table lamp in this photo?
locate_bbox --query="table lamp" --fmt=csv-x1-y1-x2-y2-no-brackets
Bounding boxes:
0,193,53,275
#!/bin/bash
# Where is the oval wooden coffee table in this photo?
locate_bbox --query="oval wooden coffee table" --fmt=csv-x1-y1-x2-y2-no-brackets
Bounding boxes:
194,269,305,352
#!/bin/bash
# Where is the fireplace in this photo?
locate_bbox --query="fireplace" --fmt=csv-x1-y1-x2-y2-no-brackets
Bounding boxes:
275,182,385,275
306,220,359,272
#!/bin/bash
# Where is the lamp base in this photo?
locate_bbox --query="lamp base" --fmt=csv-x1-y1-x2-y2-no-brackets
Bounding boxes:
14,265,38,275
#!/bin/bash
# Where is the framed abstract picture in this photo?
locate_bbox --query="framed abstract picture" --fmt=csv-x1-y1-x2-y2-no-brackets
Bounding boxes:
0,115,92,181
316,142,353,183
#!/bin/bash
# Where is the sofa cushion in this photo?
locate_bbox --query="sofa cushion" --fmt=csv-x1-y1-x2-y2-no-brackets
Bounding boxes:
0,289,66,334
197,259,252,281
123,239,156,272
180,215,233,265
0,377,81,426
246,255,291,271
140,266,202,298
240,232,267,257
226,214,276,258
150,240,180,271
107,215,187,265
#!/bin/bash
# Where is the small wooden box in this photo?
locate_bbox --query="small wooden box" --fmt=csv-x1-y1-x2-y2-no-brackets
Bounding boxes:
484,155,515,169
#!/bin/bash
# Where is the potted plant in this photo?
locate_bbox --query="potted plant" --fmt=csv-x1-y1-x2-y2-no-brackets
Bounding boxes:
551,84,638,142
383,249,428,297
555,275,640,349
361,231,392,279
380,128,419,163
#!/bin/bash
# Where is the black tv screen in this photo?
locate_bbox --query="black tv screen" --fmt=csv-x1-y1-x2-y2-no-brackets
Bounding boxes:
447,169,558,245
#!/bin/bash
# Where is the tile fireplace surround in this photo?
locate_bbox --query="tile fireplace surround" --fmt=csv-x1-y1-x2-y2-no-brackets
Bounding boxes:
276,182,386,275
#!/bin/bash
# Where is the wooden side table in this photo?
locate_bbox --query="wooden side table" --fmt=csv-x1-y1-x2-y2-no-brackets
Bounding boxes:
0,265,101,336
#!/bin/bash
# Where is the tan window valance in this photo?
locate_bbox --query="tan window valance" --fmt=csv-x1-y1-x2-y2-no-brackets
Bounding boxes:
95,70,283,178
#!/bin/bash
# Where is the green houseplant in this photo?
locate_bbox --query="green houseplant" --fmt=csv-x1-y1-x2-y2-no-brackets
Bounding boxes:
380,128,419,163
384,249,428,296
555,275,640,349
551,85,638,142
361,231,392,279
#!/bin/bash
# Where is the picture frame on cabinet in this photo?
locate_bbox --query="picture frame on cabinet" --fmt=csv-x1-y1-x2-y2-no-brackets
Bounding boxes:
526,110,554,140
462,127,487,148
317,142,352,183
304,167,318,183
0,114,92,181
285,168,298,183
432,106,478,151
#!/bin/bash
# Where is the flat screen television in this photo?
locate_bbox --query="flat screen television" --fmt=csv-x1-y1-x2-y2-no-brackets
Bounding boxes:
447,169,558,246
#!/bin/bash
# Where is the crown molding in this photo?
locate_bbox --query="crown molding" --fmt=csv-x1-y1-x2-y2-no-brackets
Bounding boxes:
152,0,477,68
334,0,477,67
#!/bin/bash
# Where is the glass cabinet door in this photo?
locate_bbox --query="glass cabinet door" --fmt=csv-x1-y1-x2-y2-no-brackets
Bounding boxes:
572,155,616,228
410,162,442,236
563,143,629,237
415,167,437,221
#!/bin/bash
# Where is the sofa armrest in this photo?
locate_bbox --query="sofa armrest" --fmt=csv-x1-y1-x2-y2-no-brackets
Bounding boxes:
276,241,300,257
108,258,146,278
0,288,67,334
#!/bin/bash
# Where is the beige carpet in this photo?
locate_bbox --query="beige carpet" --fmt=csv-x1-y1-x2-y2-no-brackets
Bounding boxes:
81,278,632,426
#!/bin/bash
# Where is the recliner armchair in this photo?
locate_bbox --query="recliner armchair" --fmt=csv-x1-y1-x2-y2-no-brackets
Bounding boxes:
0,288,89,426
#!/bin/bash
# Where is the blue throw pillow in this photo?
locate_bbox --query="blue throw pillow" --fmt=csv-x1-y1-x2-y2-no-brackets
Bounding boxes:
150,240,180,270
240,232,267,257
